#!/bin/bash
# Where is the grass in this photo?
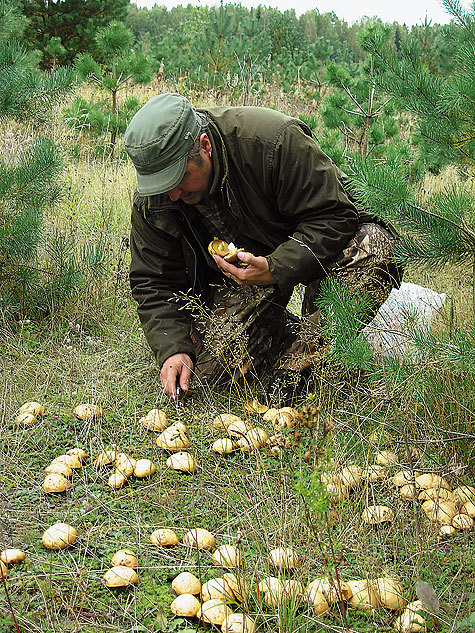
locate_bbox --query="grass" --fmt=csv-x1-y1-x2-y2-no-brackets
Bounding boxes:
0,81,474,632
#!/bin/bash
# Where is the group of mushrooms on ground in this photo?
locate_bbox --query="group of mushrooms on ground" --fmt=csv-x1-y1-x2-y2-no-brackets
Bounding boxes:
10,399,475,631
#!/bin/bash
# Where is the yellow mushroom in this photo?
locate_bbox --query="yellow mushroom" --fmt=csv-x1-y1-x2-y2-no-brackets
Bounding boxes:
15,412,37,426
156,426,190,451
111,549,137,568
212,545,243,568
140,408,168,432
213,438,234,455
221,613,256,633
103,566,138,587
150,528,179,547
73,403,103,420
172,572,201,595
19,401,45,416
167,451,198,473
198,599,233,626
0,549,25,565
268,547,299,570
42,523,78,550
347,579,378,612
183,527,216,550
43,473,71,493
133,459,156,478
361,505,394,525
108,472,127,489
171,593,201,617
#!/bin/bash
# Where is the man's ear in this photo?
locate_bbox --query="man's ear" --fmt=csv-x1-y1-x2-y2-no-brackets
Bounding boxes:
200,133,211,153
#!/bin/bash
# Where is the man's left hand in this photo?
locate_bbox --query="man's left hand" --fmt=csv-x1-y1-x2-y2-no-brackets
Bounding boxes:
214,251,276,286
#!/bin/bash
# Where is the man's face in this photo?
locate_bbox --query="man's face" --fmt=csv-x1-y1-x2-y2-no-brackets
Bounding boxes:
164,150,212,205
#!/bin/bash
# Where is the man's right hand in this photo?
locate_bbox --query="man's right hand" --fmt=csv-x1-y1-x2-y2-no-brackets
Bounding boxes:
160,353,193,401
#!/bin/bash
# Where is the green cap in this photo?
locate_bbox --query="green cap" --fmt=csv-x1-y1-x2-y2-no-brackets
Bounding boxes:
124,93,201,196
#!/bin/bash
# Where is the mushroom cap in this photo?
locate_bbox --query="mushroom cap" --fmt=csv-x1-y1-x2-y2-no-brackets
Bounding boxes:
111,549,137,568
364,465,388,482
201,577,235,603
222,573,249,603
103,565,138,587
19,401,45,416
361,505,394,524
45,462,73,478
170,593,201,617
439,524,457,536
0,560,7,579
221,613,256,633
43,473,71,493
212,545,243,568
198,599,233,625
95,450,118,467
394,600,426,632
172,571,201,595
183,527,216,550
303,583,330,614
212,413,244,431
235,427,269,451
16,412,37,426
375,450,399,466
172,421,188,433
227,420,253,438
150,528,179,547
453,485,475,506
115,453,136,477
42,523,78,549
140,408,168,432
167,451,198,473
243,398,268,415
133,459,156,478
262,408,280,422
421,499,458,525
156,427,190,451
347,579,378,612
338,465,363,489
108,472,127,489
208,239,232,257
418,487,454,503
268,547,299,570
415,473,451,491
461,501,475,518
279,407,302,421
306,577,352,603
213,438,235,455
272,411,295,429
324,480,349,500
452,513,474,530
0,549,26,565
393,471,420,487
400,484,417,500
51,454,82,469
73,403,103,420
66,448,87,460
374,577,406,610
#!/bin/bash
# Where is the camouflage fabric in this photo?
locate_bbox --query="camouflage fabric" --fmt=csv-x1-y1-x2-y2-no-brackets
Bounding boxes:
191,223,402,383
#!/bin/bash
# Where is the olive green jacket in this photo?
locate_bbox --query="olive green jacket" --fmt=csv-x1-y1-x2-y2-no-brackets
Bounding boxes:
130,106,361,367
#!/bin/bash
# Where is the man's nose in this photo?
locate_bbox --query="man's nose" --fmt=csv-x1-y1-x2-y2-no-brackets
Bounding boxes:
167,187,182,202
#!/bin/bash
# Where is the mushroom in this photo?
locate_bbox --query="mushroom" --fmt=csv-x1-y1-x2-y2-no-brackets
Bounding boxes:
461,501,475,518
392,471,420,487
0,549,25,565
338,465,363,489
234,427,269,451
201,577,235,603
212,545,243,568
108,472,127,489
303,583,330,615
375,450,399,466
140,408,168,432
375,577,406,610
156,426,190,451
268,547,299,570
305,577,352,603
73,403,103,420
95,450,118,467
43,473,71,493
453,485,475,506
103,566,138,587
399,484,417,500
272,411,295,429
361,505,394,525
42,523,78,550
221,613,256,633
198,599,233,625
150,528,179,547
439,524,457,536
421,499,457,525
167,451,198,473
394,600,427,633
261,577,285,607
51,454,82,469
243,398,268,415
452,513,474,530
364,465,388,482
415,473,450,491
212,413,244,431
16,412,37,426
0,561,6,579
133,459,156,478
19,401,45,416
418,487,453,503
115,453,136,477
222,573,249,603
324,480,349,500
172,571,201,595
208,239,244,264
183,528,216,550
111,549,137,568
227,420,253,438
347,579,378,612
213,438,234,455
171,593,201,617
66,448,87,460
45,462,73,478
263,408,280,422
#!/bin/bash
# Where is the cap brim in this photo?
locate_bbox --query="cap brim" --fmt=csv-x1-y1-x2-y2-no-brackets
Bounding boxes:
136,154,188,196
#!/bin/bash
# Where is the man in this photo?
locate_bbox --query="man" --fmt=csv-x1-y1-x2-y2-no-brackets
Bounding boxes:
124,93,402,403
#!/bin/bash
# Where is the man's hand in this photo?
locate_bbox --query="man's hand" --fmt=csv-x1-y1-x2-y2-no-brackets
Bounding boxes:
160,353,193,400
214,251,276,286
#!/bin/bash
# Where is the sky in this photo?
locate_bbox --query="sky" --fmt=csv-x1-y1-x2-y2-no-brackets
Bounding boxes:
134,0,469,27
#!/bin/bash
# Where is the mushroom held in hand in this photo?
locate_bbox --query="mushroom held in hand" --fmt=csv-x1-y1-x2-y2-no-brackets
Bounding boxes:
42,523,78,550
208,240,245,264
103,566,138,587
